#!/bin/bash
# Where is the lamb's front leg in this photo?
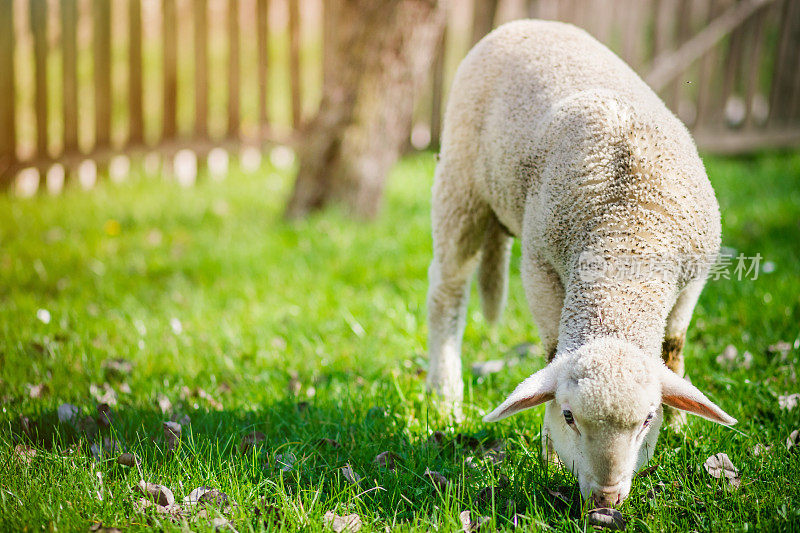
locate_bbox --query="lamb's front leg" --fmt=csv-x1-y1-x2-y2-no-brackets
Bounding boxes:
427,258,472,417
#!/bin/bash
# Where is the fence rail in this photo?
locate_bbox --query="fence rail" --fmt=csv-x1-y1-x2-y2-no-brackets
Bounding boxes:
1,0,799,194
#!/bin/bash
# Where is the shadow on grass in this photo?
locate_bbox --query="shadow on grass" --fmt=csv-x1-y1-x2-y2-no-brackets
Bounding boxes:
4,398,585,530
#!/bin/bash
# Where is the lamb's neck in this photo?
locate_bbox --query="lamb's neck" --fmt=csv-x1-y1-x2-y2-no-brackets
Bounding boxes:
557,277,675,357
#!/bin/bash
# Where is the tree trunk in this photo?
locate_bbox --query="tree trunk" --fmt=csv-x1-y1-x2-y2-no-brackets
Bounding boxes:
285,0,445,220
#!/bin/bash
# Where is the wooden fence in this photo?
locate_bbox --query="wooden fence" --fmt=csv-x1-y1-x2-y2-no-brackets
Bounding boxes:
1,0,799,194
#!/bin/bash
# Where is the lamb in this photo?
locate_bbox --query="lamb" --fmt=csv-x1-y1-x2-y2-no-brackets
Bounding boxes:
426,20,736,507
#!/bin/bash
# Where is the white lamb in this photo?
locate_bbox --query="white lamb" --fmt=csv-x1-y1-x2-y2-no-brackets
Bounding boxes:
427,20,736,507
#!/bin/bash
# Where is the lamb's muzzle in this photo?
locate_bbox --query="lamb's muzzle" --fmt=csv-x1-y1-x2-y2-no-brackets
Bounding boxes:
426,19,736,505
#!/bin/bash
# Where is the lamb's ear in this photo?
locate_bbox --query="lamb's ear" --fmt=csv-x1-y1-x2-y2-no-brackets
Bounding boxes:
483,363,558,422
658,365,737,425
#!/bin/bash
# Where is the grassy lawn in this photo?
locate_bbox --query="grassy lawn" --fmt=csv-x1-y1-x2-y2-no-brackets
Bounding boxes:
1,150,799,532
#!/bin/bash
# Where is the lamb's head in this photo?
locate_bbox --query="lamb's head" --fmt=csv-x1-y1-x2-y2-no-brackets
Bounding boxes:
484,337,736,507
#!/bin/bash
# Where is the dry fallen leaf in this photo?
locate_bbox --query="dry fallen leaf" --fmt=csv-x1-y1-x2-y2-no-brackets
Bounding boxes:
157,395,173,414
703,453,741,488
196,388,223,410
97,403,113,429
27,383,49,399
425,468,449,491
117,452,140,467
545,486,571,505
586,508,626,531
58,403,80,424
14,444,36,466
779,394,800,411
89,522,123,533
136,480,175,506
323,511,362,533
275,452,296,472
102,358,133,377
183,486,231,512
787,429,800,451
239,431,266,454
374,451,397,471
752,443,772,456
341,464,361,485
459,510,490,532
90,383,118,406
19,415,34,439
163,421,181,451
768,341,792,356
471,360,505,378
170,413,191,427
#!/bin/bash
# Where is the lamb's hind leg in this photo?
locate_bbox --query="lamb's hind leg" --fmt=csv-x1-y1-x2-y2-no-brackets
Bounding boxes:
662,279,706,428
427,170,490,416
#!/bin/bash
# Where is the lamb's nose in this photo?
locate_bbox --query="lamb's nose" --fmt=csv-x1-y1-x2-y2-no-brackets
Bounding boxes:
592,488,622,508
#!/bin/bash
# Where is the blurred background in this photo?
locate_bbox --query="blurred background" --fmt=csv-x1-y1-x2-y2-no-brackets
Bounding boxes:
0,0,798,212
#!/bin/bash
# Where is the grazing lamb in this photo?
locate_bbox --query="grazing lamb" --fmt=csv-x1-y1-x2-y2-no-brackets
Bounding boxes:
426,20,736,507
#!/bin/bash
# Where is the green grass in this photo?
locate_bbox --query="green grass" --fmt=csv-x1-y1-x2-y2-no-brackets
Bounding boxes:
1,150,799,532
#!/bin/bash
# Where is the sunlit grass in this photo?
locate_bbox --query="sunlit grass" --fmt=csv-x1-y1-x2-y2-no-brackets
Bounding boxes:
0,151,799,531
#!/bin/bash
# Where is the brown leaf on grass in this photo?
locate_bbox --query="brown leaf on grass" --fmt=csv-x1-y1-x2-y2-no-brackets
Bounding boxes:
163,421,182,451
752,443,772,456
374,451,397,471
58,403,80,424
586,508,627,531
275,452,296,472
341,464,361,485
428,431,446,446
14,444,36,465
90,383,118,406
545,486,571,505
89,522,123,533
779,394,800,411
19,415,34,439
317,438,341,449
183,487,231,512
157,395,172,414
27,383,49,399
636,464,658,477
787,429,800,451
102,358,133,377
97,403,113,429
136,480,175,506
117,452,140,467
196,388,223,410
240,431,267,454
323,511,362,532
170,413,191,427
768,341,793,356
703,453,741,488
459,510,490,532
77,416,99,440
424,468,449,491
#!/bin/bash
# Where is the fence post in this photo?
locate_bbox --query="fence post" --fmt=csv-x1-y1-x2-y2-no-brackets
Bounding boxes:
228,0,240,139
430,25,447,151
288,0,302,129
129,0,144,146
31,0,48,182
0,0,15,189
257,0,269,138
94,0,112,167
62,0,79,184
195,0,208,139
163,0,178,140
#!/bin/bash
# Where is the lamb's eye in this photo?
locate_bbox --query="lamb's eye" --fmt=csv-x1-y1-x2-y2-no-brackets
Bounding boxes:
643,412,654,427
563,410,574,425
